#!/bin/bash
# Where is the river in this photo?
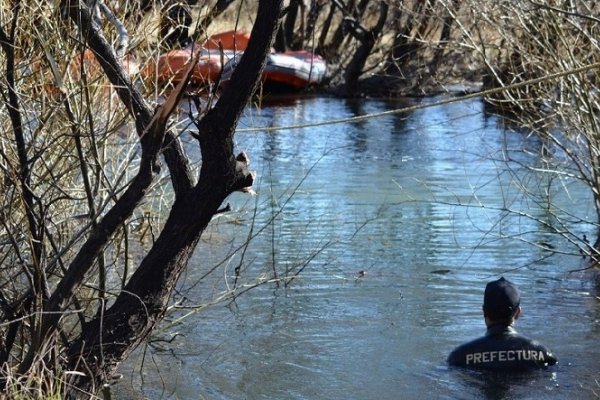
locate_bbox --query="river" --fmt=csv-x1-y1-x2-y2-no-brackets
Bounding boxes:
115,95,600,399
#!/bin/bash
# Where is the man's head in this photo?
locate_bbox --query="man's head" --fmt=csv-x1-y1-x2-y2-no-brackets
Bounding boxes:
483,277,521,324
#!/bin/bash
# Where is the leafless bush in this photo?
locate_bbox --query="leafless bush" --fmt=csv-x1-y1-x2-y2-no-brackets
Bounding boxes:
0,0,281,397
472,1,600,255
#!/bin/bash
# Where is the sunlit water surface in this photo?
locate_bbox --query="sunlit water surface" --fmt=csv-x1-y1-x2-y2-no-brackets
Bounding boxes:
116,96,600,399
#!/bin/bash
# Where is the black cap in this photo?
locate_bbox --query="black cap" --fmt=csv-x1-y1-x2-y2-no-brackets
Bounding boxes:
483,277,520,319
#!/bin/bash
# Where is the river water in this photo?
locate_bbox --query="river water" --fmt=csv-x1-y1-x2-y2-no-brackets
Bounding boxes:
116,96,600,399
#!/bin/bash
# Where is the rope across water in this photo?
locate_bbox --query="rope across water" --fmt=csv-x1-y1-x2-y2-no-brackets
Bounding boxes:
236,62,600,133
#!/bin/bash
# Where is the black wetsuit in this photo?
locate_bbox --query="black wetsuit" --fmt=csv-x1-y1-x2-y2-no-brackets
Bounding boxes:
448,324,557,370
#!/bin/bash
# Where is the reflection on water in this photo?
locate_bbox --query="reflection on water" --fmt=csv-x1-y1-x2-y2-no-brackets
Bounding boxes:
116,96,600,399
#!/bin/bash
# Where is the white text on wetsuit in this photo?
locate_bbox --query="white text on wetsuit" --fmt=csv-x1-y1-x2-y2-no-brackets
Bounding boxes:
465,350,545,365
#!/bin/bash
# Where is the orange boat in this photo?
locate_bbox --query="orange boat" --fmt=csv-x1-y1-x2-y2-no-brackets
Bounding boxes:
262,50,327,91
142,31,251,88
141,46,224,87
220,50,327,92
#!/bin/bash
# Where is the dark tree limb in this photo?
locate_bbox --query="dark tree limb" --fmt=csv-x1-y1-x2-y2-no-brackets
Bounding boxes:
0,6,43,286
38,0,197,323
61,0,195,197
328,0,356,57
343,0,389,93
0,3,47,372
429,0,460,75
386,1,426,75
64,0,282,396
20,55,197,380
13,0,199,380
317,3,335,53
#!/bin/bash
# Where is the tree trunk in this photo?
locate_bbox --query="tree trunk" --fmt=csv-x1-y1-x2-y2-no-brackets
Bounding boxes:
53,0,283,397
317,3,336,54
274,21,287,52
343,1,389,93
386,1,425,75
429,3,458,74
328,0,357,57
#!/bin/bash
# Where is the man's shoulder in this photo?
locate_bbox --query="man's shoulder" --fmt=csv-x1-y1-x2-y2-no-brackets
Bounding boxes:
448,330,557,369
447,335,488,365
502,331,555,354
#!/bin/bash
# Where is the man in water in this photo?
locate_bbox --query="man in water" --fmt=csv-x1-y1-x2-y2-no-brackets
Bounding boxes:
448,277,557,370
